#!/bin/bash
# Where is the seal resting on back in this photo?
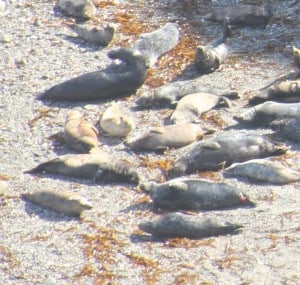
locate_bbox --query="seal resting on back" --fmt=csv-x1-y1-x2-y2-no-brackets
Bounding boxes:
169,133,288,177
140,178,255,211
138,212,243,239
38,48,147,102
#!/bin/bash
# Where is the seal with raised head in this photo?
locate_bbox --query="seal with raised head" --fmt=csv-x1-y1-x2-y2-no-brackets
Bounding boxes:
224,158,300,184
125,123,208,151
132,22,179,68
270,118,300,142
169,133,288,177
63,109,99,153
234,101,300,127
25,152,140,185
100,103,134,138
38,47,147,102
138,212,243,239
136,79,239,109
23,189,92,216
170,92,231,124
140,178,255,211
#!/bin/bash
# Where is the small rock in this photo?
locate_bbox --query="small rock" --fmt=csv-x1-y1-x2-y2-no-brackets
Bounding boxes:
58,0,96,19
0,33,11,43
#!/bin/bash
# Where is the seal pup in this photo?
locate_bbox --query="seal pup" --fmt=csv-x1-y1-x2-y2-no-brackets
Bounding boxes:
234,101,300,127
63,109,99,153
169,133,288,177
23,190,92,216
140,178,255,211
136,79,239,109
138,212,243,239
25,153,140,185
270,118,300,142
195,19,231,74
70,24,114,46
58,0,96,19
204,2,272,28
224,159,300,185
125,123,208,151
170,92,231,124
293,46,300,69
38,47,147,102
100,104,134,138
132,22,179,68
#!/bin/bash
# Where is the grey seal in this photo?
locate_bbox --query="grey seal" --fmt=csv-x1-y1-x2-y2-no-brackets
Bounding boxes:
270,118,300,142
169,133,288,177
38,48,147,102
58,0,96,19
138,212,243,239
140,178,255,211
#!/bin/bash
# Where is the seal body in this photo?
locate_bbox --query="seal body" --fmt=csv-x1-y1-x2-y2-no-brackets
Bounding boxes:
271,118,300,142
136,79,238,109
138,212,243,239
169,133,288,177
63,110,99,153
39,48,147,102
126,123,204,151
132,22,179,68
224,159,300,184
100,104,133,137
25,153,140,185
58,0,96,19
23,190,92,216
170,92,230,124
141,178,255,211
235,101,300,127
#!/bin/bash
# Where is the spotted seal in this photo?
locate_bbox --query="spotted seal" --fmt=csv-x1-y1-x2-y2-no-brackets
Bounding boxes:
138,212,243,239
25,152,140,185
63,109,99,153
169,133,288,177
132,22,179,68
23,190,92,216
140,178,255,211
38,48,147,102
125,123,208,151
224,159,300,184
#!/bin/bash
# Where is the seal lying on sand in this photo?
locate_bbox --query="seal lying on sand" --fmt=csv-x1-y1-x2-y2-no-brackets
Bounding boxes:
138,212,243,239
136,79,238,109
70,24,114,46
235,101,300,127
169,133,288,177
38,48,147,102
195,19,231,74
132,22,179,68
63,110,99,153
140,178,255,211
224,159,300,184
125,123,208,151
249,80,300,105
170,92,231,124
270,118,300,142
204,2,272,28
23,190,92,216
25,153,140,185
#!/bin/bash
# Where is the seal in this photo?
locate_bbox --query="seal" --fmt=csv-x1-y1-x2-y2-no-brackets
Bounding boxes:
234,101,300,127
38,47,147,102
100,103,134,138
125,123,208,151
138,212,243,239
140,178,255,211
270,118,300,142
224,158,300,184
58,0,96,19
204,2,272,28
293,46,300,69
136,79,239,109
132,22,179,68
195,19,231,74
23,189,92,216
63,109,99,153
170,92,231,124
70,24,114,46
169,133,288,177
24,152,140,185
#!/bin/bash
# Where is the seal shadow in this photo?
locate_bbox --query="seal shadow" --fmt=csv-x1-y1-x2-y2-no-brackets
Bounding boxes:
130,233,167,243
